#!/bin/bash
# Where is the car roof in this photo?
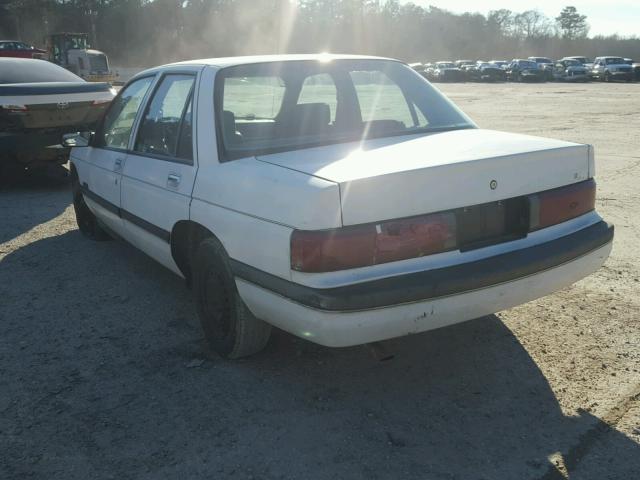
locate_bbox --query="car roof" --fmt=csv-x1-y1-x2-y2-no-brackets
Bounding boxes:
166,53,393,69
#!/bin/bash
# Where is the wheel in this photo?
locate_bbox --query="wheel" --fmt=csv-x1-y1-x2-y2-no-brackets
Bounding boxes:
604,71,611,82
193,237,272,359
71,172,111,241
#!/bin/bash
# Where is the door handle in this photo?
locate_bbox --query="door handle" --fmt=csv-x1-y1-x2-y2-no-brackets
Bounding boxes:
114,157,124,172
167,173,181,188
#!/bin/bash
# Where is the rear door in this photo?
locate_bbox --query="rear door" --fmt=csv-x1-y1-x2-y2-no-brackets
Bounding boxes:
120,70,198,273
81,75,155,234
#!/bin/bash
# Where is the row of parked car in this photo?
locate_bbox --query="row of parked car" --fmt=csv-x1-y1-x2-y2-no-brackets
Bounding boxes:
411,56,640,83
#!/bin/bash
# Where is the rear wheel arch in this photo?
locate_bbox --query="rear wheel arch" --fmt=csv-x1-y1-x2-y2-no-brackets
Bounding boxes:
170,220,225,285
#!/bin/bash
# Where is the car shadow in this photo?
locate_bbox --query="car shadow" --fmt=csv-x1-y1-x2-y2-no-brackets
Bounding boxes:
0,167,71,244
1,230,638,480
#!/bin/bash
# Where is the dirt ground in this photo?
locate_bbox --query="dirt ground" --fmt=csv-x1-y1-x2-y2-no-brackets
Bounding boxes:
1,82,639,479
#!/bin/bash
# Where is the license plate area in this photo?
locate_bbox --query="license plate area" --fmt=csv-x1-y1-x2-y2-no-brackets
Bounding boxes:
457,197,529,252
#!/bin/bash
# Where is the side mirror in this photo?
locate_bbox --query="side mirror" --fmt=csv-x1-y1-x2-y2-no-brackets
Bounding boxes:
62,131,93,148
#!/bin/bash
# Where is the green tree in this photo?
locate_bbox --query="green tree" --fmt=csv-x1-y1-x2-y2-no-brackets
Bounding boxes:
556,6,589,39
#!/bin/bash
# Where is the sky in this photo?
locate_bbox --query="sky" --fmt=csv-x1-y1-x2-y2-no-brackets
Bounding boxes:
404,1,640,37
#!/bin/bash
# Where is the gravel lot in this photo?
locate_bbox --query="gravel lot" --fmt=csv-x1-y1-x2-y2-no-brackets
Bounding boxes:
1,82,639,479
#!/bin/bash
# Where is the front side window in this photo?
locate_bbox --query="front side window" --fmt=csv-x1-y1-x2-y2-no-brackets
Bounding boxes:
134,74,195,160
101,76,153,150
218,60,474,160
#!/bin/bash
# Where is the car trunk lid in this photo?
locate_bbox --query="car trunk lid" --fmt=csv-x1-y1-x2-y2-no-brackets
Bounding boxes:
256,128,591,226
0,82,112,129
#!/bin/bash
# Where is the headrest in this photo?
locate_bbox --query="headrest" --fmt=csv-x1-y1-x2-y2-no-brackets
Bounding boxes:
222,110,236,133
289,103,330,127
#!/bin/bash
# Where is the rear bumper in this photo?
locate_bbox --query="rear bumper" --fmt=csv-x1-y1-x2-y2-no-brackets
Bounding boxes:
0,130,62,149
235,221,613,346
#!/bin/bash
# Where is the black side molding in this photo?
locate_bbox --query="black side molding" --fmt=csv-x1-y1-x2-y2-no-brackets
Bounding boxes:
231,221,613,312
81,184,170,243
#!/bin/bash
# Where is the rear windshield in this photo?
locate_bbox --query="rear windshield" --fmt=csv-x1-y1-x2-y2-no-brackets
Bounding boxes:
216,59,474,160
0,58,84,84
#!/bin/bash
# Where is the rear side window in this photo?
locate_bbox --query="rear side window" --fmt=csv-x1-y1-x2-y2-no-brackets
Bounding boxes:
101,76,153,149
134,74,195,161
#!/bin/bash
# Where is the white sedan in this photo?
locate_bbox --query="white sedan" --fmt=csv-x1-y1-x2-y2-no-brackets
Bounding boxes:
66,54,613,358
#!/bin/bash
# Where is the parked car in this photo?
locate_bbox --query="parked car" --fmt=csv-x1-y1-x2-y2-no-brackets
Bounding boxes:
475,62,507,82
0,58,114,175
507,59,545,82
552,59,590,82
564,56,591,66
429,61,465,82
455,60,478,81
489,60,509,70
528,56,554,80
66,54,613,358
0,40,46,59
633,61,640,81
591,56,633,82
409,62,428,78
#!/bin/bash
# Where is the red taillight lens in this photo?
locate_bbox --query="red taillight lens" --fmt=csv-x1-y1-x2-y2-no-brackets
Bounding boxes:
0,104,27,112
291,212,457,273
530,179,596,230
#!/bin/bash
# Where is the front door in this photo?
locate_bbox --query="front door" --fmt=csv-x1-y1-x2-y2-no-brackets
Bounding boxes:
83,75,155,234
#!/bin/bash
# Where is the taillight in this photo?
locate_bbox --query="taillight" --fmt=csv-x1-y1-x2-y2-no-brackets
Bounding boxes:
291,179,596,273
0,104,27,112
529,179,595,231
291,212,456,273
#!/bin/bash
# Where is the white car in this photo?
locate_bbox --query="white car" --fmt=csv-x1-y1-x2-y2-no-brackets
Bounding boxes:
66,54,613,358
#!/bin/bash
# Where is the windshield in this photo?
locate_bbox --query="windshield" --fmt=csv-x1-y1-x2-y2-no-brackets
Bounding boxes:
437,62,455,68
518,61,538,68
217,60,474,160
89,53,108,72
65,35,88,50
605,57,625,65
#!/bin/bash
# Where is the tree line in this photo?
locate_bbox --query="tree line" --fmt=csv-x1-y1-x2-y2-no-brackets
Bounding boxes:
1,0,638,67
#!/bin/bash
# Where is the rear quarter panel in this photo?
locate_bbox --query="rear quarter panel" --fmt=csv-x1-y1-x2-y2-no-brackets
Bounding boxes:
190,65,342,280
191,159,342,280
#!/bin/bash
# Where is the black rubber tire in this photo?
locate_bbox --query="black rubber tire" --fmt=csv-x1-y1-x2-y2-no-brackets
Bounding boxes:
193,237,272,359
71,174,112,241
